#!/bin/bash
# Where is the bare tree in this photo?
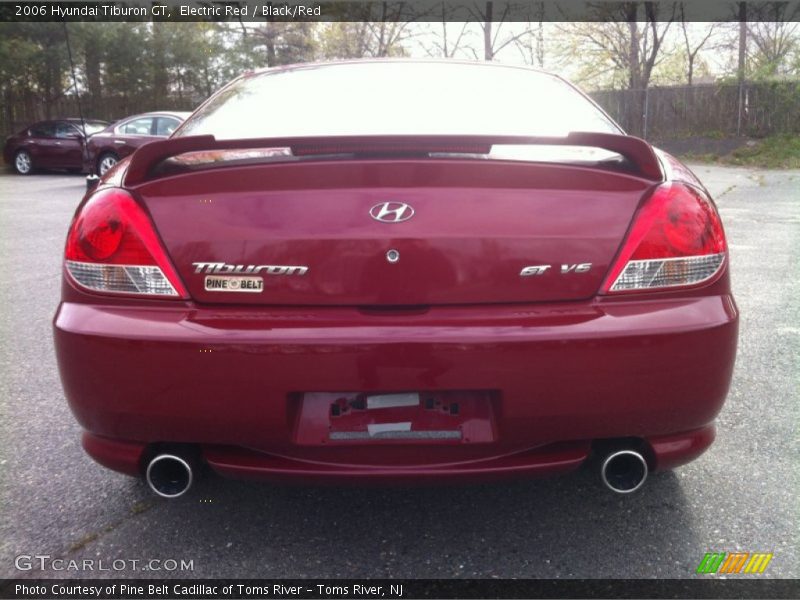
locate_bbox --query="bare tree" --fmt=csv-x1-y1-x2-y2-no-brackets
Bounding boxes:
246,20,316,66
626,2,676,91
562,3,676,89
737,2,747,83
514,3,547,67
469,1,533,61
320,2,426,58
429,21,473,58
678,9,720,84
559,2,676,134
424,3,473,58
746,2,800,77
365,21,408,56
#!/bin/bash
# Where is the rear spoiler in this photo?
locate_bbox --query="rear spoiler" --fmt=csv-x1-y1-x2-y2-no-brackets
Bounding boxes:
123,132,663,187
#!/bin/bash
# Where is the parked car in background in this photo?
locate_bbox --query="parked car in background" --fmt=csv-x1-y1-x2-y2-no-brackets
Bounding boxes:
3,119,109,175
84,111,191,175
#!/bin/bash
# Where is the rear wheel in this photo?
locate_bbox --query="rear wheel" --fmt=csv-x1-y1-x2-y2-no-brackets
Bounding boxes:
13,150,33,175
97,152,118,176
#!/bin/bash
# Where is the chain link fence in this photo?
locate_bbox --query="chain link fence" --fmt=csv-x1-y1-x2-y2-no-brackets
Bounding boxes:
3,80,800,143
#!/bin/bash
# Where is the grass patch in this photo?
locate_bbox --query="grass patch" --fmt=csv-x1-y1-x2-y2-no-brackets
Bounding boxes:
684,134,800,169
69,532,99,552
681,152,720,163
728,135,800,168
130,501,151,515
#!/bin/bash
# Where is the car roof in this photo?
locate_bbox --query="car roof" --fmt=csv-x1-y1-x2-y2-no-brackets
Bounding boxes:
119,111,192,120
245,58,554,79
64,118,110,124
31,118,108,125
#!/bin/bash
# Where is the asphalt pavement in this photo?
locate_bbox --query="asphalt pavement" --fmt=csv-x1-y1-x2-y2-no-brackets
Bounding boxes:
0,165,797,580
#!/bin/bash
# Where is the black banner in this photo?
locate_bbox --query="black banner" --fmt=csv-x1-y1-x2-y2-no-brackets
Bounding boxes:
1,1,800,23
1,579,799,600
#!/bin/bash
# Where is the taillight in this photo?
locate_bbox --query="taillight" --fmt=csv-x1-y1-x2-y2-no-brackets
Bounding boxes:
601,183,727,293
64,188,187,298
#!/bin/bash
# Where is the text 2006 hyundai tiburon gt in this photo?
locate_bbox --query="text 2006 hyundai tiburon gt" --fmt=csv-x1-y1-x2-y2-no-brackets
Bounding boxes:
54,61,738,497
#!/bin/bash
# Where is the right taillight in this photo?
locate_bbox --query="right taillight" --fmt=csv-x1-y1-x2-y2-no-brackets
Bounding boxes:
601,183,727,293
64,188,187,298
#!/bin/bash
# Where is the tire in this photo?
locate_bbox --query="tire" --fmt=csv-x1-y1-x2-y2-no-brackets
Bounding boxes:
13,150,33,175
97,152,119,176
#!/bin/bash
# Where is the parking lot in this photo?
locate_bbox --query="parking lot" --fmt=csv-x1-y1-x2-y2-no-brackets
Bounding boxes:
0,165,797,579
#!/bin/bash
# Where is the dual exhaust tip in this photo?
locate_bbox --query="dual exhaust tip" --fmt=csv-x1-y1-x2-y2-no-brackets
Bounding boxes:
600,449,649,494
145,454,194,498
143,447,649,498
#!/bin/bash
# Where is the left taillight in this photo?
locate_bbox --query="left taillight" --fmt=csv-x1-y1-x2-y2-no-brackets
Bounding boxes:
64,188,188,298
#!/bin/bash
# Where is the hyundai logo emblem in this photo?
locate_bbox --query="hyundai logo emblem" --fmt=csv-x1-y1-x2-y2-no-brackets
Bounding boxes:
369,202,415,223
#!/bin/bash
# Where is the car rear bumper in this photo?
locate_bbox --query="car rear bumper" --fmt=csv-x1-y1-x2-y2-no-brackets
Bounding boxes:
82,425,716,484
54,294,738,482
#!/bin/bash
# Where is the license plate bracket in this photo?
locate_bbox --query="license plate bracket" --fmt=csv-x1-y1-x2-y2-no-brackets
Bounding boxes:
294,391,496,445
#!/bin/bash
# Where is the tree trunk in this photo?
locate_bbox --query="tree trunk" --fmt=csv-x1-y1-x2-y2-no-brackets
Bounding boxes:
737,2,747,135
626,5,643,135
43,56,58,118
484,1,493,60
536,20,544,68
264,20,277,66
83,38,102,114
627,22,641,89
152,23,169,106
737,3,747,83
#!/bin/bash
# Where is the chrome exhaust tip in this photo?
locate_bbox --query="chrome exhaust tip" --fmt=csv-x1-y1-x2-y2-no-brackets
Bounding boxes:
145,454,194,498
600,450,648,494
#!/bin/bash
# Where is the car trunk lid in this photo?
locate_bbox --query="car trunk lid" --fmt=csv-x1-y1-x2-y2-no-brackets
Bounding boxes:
135,156,657,306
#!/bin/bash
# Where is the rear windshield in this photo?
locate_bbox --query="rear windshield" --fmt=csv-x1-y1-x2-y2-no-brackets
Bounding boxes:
177,62,619,139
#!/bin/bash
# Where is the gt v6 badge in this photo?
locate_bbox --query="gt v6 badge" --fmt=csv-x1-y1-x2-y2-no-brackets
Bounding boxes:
520,263,592,277
193,262,308,276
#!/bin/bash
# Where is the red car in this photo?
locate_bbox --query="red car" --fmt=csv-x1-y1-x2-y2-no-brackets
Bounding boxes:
3,118,108,174
83,111,191,176
54,61,738,498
